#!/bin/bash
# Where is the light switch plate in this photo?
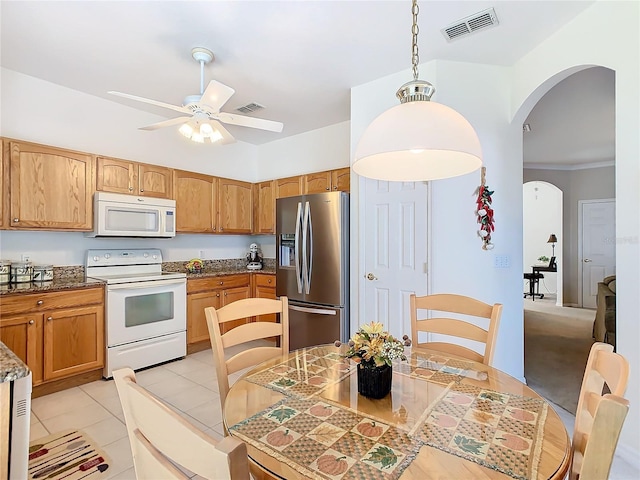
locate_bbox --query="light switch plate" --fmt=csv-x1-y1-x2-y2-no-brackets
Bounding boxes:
493,255,510,268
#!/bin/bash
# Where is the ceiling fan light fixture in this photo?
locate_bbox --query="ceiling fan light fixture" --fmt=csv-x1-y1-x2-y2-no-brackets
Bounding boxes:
199,122,214,137
178,122,194,138
353,0,482,181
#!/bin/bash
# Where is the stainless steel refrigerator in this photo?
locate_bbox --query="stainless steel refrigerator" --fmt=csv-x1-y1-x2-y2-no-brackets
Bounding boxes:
276,191,349,351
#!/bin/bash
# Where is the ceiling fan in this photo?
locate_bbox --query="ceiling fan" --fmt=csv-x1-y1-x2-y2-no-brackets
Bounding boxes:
108,47,283,144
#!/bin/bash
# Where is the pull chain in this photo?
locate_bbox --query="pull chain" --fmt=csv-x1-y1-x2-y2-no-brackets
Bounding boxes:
411,0,419,81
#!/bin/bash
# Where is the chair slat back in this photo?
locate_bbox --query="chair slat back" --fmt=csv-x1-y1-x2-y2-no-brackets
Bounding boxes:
113,368,250,480
410,293,503,365
570,342,630,480
206,296,289,408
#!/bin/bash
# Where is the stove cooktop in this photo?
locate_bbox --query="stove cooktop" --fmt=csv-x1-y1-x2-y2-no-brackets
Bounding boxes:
87,271,186,285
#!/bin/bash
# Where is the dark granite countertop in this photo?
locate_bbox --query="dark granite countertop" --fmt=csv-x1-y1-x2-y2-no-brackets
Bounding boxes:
0,277,105,296
0,341,30,382
180,267,276,278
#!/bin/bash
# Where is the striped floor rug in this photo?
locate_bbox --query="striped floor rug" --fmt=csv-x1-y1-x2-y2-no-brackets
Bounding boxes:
28,429,111,480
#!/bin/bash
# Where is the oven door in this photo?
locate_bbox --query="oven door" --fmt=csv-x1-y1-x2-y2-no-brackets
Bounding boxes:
106,278,186,347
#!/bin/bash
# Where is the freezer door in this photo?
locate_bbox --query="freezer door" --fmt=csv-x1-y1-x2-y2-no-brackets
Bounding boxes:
288,302,347,351
277,192,348,306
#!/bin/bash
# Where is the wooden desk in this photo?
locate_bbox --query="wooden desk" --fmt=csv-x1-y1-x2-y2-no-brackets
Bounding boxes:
224,346,570,480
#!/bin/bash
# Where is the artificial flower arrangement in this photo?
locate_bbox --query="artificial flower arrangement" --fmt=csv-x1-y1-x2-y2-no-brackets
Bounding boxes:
335,321,411,368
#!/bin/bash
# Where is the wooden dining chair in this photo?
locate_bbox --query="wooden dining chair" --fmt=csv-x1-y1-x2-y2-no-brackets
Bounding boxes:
409,293,503,365
570,342,630,480
206,296,289,409
113,367,250,480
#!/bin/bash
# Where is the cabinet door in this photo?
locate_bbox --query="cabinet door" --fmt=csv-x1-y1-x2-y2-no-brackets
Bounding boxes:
0,141,6,228
304,171,332,194
254,180,275,234
96,156,136,194
220,285,251,333
0,314,43,385
276,176,302,198
218,178,252,234
174,170,217,233
10,142,94,230
138,163,173,198
187,290,221,345
43,305,104,381
331,168,350,192
255,286,277,324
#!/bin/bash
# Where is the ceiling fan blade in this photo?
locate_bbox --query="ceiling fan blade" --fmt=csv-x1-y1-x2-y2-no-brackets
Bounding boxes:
139,116,192,131
208,120,236,145
200,80,235,112
108,91,190,115
215,112,284,133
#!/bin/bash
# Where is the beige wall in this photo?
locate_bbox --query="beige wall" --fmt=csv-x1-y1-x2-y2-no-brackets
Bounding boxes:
523,165,615,304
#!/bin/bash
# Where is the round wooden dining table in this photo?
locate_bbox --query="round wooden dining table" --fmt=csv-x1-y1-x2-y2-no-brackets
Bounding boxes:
223,345,570,480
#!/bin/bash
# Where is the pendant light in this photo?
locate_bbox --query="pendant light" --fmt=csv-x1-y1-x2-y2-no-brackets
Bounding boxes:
353,0,483,181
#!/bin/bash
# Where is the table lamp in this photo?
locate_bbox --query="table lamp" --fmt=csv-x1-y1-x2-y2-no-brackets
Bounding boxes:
547,234,558,256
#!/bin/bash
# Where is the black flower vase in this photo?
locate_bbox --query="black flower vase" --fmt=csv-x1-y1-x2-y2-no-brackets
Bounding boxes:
357,363,392,399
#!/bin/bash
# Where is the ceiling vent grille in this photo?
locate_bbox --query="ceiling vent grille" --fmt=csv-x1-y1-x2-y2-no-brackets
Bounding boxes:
236,102,265,114
442,8,499,42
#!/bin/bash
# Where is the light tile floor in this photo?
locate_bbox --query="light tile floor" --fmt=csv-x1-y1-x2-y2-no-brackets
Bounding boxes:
30,346,639,479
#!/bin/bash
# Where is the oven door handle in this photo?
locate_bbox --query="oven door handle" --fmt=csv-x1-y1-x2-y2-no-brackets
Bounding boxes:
106,278,186,290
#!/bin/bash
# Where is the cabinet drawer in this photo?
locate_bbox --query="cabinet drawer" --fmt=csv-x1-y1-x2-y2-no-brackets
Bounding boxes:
0,287,104,316
187,274,250,294
255,274,275,288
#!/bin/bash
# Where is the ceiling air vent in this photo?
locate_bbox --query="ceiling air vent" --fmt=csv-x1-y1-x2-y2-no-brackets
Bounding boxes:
442,7,499,42
236,102,265,114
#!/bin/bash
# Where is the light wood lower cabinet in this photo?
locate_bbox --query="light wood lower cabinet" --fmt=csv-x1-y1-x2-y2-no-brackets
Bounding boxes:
0,287,104,386
187,274,251,346
253,274,277,324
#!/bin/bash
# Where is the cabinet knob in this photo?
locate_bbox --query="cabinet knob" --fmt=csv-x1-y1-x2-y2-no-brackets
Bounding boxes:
129,186,133,191
268,279,272,284
220,227,224,232
36,300,44,305
140,189,144,192
29,320,34,325
13,218,19,222
216,293,220,297
219,281,223,285
224,292,227,296
47,316,53,321
333,186,338,190
326,187,330,190
212,227,216,231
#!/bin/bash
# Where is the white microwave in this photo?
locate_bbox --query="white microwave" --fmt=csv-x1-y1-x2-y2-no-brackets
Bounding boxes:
86,192,176,237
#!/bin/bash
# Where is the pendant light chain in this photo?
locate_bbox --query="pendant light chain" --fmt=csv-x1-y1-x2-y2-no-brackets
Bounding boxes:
411,0,419,81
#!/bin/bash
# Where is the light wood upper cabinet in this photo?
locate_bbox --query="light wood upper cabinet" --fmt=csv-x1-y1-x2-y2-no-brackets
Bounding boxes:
331,167,350,192
0,141,6,229
276,176,303,198
253,180,275,234
174,170,217,233
304,171,332,194
302,168,350,195
218,178,252,234
9,141,94,230
96,156,172,198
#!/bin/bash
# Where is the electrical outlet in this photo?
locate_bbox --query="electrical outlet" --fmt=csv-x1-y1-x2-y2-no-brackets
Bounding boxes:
199,250,205,259
493,255,510,268
21,253,31,262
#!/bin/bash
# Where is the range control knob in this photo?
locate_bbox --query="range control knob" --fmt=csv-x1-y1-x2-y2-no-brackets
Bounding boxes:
144,252,149,258
152,254,158,260
104,253,111,259
93,256,99,261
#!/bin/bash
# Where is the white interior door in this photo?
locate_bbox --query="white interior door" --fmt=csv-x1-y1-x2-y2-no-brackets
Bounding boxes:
361,179,429,338
580,199,615,308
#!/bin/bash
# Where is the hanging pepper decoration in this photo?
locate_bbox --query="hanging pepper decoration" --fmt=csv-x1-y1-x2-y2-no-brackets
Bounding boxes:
475,167,495,250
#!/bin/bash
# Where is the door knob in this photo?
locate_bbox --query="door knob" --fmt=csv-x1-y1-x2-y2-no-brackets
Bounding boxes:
584,258,593,263
365,273,378,281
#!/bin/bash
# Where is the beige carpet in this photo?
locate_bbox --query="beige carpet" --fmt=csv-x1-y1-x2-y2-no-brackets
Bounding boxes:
524,298,595,415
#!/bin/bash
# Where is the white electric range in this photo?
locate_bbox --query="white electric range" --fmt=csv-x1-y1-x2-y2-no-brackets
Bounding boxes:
86,249,187,378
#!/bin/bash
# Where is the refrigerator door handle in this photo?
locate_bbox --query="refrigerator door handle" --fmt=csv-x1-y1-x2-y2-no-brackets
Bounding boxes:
294,201,303,294
302,201,312,294
290,305,337,315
